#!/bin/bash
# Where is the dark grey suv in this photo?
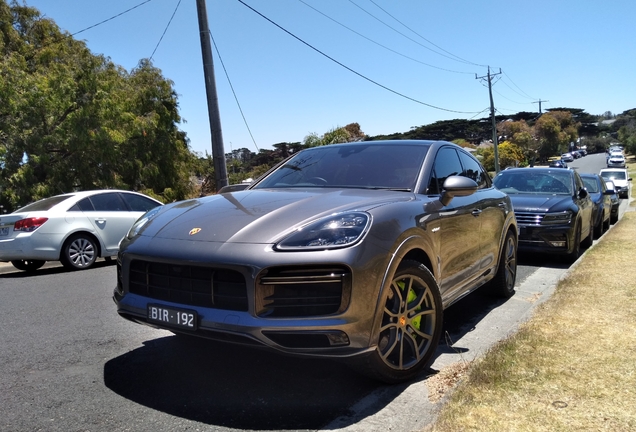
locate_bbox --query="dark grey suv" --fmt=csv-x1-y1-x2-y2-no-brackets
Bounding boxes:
493,167,593,263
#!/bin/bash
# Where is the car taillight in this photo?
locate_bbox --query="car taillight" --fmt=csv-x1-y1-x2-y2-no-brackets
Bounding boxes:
14,217,49,232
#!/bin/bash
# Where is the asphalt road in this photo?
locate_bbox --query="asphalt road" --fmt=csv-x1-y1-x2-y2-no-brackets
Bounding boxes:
0,152,627,431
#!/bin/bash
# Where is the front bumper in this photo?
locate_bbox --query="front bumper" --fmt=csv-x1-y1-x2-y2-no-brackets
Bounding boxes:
517,223,577,255
113,237,389,359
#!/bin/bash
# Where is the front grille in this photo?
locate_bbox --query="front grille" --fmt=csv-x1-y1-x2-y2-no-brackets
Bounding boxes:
255,266,350,318
128,260,248,311
515,211,544,225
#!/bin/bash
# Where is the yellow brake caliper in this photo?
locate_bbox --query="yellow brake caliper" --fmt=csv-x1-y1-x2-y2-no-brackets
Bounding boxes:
398,280,421,331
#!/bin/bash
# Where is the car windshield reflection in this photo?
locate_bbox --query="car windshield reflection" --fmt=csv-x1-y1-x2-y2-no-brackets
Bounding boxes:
253,143,428,191
494,171,573,195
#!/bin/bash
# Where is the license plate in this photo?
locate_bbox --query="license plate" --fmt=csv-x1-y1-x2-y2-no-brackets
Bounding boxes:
0,227,9,236
147,304,197,330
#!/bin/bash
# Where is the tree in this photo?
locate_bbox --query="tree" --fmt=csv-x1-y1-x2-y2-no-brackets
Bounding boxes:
0,1,197,210
478,141,526,171
497,119,537,164
302,123,365,147
533,111,580,161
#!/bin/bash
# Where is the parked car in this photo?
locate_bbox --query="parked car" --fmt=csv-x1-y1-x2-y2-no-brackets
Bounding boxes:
604,181,620,224
549,159,568,169
114,140,518,383
0,190,163,272
607,153,626,168
561,153,574,162
580,173,612,237
493,167,593,263
599,168,632,199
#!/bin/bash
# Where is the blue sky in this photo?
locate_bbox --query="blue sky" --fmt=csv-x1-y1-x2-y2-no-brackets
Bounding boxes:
23,0,636,156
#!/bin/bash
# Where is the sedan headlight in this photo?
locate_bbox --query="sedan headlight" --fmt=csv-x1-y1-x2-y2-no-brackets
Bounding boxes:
275,212,371,251
126,206,163,239
542,210,573,225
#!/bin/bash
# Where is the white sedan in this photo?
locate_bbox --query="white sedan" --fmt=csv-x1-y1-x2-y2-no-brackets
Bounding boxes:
0,190,162,272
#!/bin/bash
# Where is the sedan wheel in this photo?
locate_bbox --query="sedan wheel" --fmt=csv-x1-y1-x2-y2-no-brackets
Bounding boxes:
11,260,46,272
61,234,98,270
357,260,443,383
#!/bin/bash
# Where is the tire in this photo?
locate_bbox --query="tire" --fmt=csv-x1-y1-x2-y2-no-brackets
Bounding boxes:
593,214,604,238
582,218,594,249
11,260,45,272
611,212,618,225
484,230,517,298
60,234,98,270
603,213,611,231
352,260,443,384
565,223,581,264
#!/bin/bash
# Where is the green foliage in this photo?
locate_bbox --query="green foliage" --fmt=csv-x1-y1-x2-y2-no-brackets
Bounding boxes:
451,138,476,149
618,121,636,155
533,111,580,161
0,1,197,210
302,123,365,147
477,141,527,171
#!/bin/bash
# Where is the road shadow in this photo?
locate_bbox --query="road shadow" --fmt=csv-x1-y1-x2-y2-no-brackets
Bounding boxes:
102,253,571,429
104,335,389,430
0,259,115,278
436,251,571,356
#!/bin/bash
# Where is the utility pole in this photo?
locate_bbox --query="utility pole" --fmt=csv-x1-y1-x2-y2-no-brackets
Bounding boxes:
532,99,548,114
476,66,502,172
196,0,228,191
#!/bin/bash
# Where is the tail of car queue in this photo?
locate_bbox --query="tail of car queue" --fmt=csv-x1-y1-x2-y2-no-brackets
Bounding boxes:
113,140,519,384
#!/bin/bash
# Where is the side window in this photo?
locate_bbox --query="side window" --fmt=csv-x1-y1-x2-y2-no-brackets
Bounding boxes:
427,147,463,195
459,151,490,189
120,193,160,212
89,193,127,211
68,198,94,212
574,173,584,192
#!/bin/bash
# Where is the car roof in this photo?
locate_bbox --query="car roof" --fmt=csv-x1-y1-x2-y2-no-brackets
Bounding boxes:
500,167,574,174
14,189,161,213
600,168,627,172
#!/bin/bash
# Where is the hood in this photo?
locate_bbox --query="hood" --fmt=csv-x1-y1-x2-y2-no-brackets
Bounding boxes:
139,189,414,244
507,194,574,213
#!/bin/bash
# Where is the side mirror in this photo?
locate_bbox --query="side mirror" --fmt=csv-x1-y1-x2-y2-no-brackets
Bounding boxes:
578,188,589,199
440,175,478,206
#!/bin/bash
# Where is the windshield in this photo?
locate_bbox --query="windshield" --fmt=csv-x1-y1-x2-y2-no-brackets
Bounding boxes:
253,143,428,191
494,170,573,195
14,194,74,213
601,171,626,181
582,177,599,193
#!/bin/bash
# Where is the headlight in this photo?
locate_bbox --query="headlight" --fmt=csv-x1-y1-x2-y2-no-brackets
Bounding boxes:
275,212,371,251
542,210,573,225
126,206,163,239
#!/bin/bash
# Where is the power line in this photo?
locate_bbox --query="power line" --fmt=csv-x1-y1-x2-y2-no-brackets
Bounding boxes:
365,0,486,68
493,88,533,105
149,0,182,61
71,0,156,37
209,32,260,152
347,0,481,67
501,70,536,100
297,0,473,75
236,0,480,115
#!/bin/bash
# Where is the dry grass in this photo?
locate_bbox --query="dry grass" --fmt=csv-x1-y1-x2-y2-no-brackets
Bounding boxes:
429,212,636,432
